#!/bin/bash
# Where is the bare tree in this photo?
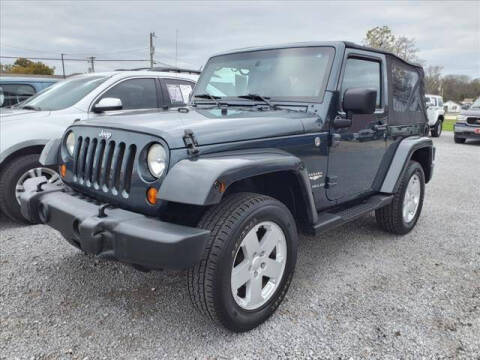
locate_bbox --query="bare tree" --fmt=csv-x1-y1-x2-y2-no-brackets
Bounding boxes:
424,66,443,95
363,26,421,63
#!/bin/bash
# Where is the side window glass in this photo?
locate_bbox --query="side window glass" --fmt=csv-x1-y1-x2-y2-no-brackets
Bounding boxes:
0,84,35,107
341,58,381,108
438,98,443,107
165,80,194,106
392,63,419,112
98,78,157,110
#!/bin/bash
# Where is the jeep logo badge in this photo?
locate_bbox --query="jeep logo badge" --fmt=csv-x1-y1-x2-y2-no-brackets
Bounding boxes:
99,129,112,140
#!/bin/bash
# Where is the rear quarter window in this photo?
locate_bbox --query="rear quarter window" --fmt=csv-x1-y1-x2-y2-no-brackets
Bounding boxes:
392,63,420,112
164,79,194,106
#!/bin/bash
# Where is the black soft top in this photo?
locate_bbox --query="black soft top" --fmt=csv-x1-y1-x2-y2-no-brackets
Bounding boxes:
343,42,423,70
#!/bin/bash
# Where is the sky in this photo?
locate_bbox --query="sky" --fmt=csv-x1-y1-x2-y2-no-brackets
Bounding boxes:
1,0,479,78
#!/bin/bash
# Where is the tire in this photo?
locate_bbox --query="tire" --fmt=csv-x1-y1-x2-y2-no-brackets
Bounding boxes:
0,154,59,223
375,160,425,235
187,192,298,332
430,119,442,137
454,136,466,144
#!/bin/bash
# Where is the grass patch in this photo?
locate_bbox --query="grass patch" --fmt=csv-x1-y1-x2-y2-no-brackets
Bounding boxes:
444,119,456,132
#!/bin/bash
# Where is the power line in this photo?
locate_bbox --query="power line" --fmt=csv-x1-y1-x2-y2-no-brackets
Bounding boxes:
2,43,148,56
0,55,150,62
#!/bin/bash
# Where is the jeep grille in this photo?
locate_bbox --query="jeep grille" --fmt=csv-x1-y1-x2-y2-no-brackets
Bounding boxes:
72,136,136,196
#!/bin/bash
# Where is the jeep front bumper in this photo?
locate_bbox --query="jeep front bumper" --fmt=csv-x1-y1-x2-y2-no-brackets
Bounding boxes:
20,177,210,270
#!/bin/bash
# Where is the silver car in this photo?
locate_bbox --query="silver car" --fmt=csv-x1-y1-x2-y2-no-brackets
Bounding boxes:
0,68,198,222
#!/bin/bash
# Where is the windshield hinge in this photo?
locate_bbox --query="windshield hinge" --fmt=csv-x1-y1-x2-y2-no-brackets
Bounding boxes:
183,129,199,156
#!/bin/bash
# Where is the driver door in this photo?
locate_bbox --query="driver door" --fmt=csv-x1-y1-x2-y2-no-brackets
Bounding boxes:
326,51,388,202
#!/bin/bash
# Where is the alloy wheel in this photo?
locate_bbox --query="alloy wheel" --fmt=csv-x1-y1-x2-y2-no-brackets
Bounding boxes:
402,173,421,223
231,221,287,310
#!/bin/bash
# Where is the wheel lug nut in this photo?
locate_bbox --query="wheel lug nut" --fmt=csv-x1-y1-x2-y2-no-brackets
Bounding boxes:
260,251,265,256
261,262,266,269
254,271,258,276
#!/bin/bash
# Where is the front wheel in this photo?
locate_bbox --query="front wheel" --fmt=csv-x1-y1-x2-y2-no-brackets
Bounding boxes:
187,192,297,332
375,160,425,235
0,154,61,222
431,120,443,137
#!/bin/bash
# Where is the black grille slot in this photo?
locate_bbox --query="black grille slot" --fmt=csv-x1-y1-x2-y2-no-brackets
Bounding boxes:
100,141,115,190
78,137,90,183
72,134,137,197
85,138,97,185
467,117,480,126
92,139,106,188
111,142,125,192
122,145,137,194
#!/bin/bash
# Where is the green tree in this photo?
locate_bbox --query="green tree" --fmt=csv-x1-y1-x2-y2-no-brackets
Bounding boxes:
1,57,55,75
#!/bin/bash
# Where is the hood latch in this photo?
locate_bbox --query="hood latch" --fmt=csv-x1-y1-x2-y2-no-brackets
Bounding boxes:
183,129,199,156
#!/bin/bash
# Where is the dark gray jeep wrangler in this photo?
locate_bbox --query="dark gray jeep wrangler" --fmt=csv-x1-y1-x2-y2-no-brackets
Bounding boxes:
20,42,434,332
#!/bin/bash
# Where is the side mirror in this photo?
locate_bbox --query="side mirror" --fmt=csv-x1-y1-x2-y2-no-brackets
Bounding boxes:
93,97,122,113
343,88,377,117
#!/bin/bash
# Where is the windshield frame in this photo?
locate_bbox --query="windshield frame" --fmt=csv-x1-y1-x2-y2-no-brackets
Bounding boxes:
193,46,336,105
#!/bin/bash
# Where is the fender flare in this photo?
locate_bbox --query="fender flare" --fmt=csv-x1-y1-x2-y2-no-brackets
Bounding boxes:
380,136,434,193
158,149,318,224
0,139,49,166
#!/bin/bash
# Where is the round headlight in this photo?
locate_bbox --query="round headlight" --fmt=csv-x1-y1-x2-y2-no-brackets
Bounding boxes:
147,143,167,178
65,131,75,156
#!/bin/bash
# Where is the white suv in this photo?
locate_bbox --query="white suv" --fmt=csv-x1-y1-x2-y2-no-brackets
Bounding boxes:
425,94,445,137
0,68,198,222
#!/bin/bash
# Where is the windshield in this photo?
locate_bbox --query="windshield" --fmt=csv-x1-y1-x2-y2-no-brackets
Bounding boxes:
194,46,335,102
18,75,109,111
471,97,480,109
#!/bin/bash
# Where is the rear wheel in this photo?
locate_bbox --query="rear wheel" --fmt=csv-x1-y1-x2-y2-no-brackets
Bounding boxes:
454,136,466,144
375,160,425,235
0,154,60,222
187,192,297,332
431,119,443,137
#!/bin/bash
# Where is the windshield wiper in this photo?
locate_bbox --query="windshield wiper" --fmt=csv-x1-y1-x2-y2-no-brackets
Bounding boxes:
237,94,278,109
193,93,221,106
20,105,41,111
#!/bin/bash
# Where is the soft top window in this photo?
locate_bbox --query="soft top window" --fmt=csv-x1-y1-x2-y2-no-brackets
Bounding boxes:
392,63,420,112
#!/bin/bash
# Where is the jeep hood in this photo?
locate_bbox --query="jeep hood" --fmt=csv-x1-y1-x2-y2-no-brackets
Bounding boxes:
76,107,311,149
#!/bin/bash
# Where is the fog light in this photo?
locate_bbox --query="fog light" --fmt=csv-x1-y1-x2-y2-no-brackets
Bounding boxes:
60,164,67,177
147,187,158,205
475,129,480,134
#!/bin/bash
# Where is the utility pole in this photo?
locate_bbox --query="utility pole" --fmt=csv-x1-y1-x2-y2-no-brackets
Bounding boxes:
88,56,95,72
175,29,178,68
61,53,66,78
149,32,156,68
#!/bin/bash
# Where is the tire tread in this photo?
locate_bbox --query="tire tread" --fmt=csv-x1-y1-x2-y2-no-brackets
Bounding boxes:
187,192,274,326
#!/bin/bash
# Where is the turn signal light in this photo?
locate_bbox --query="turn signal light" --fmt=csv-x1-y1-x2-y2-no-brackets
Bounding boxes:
60,164,67,178
147,187,158,205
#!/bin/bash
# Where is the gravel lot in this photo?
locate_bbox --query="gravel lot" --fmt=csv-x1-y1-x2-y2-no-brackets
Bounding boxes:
1,132,479,359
